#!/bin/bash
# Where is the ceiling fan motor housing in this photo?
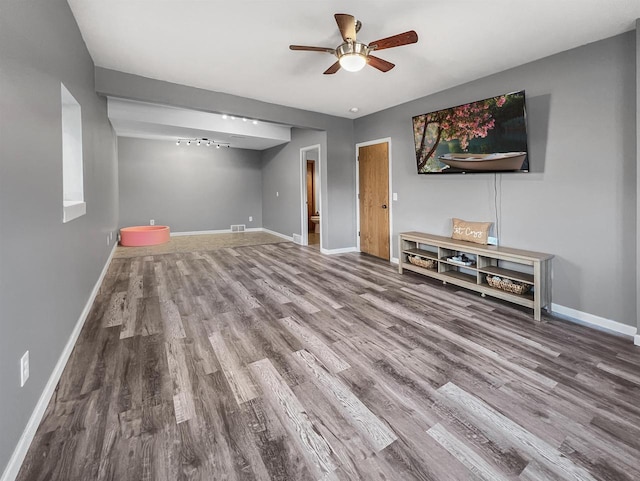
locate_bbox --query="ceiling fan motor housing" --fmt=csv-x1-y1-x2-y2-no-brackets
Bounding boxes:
336,42,370,59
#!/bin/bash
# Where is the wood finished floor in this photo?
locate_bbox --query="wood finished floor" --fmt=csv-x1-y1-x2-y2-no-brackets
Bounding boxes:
17,242,640,481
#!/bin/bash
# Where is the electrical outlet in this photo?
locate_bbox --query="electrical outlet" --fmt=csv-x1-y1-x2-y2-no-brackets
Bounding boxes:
276,192,279,197
393,192,398,201
150,219,155,226
106,234,109,246
20,351,29,387
249,216,253,222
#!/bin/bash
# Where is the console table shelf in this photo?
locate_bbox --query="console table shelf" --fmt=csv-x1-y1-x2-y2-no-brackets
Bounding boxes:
399,231,553,320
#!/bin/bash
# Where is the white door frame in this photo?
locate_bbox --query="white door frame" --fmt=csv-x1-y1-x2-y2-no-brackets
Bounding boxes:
355,138,393,261
300,144,322,248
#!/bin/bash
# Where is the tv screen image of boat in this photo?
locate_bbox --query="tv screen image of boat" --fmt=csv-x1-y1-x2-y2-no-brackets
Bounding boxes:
412,90,528,174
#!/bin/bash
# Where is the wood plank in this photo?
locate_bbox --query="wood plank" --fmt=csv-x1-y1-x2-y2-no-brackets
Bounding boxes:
292,349,397,452
248,358,339,479
437,382,598,481
279,316,350,374
427,423,513,481
208,331,259,405
164,340,196,424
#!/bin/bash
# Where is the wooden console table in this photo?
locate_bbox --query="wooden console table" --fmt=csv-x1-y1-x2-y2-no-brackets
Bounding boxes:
399,232,553,320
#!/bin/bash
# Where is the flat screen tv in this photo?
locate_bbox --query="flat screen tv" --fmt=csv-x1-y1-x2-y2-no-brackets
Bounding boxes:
412,90,528,174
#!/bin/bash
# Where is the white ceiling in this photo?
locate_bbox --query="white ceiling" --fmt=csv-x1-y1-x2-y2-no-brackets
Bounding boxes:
68,1,640,120
107,98,292,150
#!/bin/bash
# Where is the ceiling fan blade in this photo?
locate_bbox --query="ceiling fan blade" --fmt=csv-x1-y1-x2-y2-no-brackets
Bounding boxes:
368,30,418,51
367,55,395,72
335,13,357,41
323,61,341,75
290,45,336,54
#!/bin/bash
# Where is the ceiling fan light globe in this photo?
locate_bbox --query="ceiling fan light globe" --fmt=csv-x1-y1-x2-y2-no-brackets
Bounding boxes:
339,54,366,72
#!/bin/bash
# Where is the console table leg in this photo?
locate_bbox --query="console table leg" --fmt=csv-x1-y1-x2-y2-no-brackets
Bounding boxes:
533,261,542,321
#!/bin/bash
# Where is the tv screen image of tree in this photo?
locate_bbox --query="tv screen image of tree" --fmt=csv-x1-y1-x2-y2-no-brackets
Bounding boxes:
413,91,528,174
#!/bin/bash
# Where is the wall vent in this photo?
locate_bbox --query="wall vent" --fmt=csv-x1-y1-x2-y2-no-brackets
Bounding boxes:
231,224,246,232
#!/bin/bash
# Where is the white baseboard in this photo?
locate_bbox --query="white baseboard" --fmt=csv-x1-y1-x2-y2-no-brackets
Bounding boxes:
551,303,637,338
635,335,640,346
1,244,117,481
390,257,399,265
320,246,359,255
261,228,294,242
171,229,230,236
170,228,263,237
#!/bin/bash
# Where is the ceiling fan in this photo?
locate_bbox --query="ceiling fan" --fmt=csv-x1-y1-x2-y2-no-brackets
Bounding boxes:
290,13,418,74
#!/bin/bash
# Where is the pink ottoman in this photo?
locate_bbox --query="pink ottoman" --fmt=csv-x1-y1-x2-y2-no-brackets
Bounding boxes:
120,225,170,247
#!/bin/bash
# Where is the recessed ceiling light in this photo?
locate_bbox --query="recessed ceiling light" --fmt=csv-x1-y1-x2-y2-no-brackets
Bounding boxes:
222,114,227,119
349,107,359,113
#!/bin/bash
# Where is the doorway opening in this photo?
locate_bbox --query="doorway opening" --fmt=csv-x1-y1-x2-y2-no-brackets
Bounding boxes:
300,144,321,248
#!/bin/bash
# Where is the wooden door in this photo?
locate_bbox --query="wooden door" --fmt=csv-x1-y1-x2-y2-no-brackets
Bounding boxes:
358,143,389,260
306,160,315,231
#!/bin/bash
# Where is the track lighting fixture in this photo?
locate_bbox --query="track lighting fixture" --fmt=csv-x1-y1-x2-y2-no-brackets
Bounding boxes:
220,114,258,125
176,138,230,149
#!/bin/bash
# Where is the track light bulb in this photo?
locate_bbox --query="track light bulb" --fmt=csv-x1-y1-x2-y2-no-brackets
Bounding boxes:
187,140,191,146
207,141,212,147
216,144,220,149
196,140,201,146
176,140,180,146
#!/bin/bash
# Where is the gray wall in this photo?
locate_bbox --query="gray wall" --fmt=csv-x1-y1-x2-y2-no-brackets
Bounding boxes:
355,32,637,327
261,129,326,238
0,0,118,475
94,68,356,250
636,20,640,337
118,138,262,232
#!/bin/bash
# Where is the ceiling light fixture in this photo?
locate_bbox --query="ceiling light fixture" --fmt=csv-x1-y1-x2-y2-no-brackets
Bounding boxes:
221,113,258,124
177,138,230,149
336,42,367,72
349,107,359,113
